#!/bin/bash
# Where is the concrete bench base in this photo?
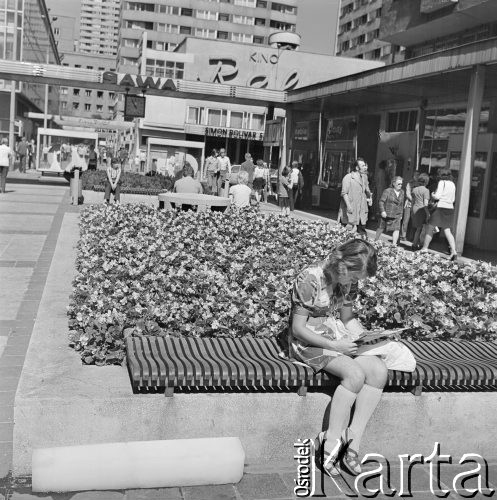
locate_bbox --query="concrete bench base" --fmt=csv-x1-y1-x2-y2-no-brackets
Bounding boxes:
13,212,497,476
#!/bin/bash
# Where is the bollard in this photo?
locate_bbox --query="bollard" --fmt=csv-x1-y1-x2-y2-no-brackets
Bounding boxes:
70,169,83,205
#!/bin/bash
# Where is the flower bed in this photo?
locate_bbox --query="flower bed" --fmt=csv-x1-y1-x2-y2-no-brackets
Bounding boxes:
81,170,174,195
68,204,497,365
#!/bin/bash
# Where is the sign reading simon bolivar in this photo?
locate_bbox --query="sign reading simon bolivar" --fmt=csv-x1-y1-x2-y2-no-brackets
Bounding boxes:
420,0,458,14
205,127,264,141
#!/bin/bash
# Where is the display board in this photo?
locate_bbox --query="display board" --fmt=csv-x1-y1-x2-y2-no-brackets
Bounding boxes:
36,128,99,173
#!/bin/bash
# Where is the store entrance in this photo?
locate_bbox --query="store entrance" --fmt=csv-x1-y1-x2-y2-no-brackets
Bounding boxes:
204,137,264,165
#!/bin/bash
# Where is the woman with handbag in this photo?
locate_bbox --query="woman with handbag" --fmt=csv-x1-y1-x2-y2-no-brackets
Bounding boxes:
374,176,405,246
420,168,457,261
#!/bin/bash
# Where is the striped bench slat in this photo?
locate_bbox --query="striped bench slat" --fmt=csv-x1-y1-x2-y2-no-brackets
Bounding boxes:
125,337,497,395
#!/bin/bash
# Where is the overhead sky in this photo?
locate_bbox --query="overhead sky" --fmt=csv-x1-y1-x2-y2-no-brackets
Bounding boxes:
297,0,340,55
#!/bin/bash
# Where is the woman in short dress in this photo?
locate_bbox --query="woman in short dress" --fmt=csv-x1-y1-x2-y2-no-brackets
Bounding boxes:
252,159,266,203
290,239,414,477
420,168,457,260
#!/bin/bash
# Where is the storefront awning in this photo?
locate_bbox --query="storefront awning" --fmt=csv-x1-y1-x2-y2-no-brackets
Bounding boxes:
288,37,497,112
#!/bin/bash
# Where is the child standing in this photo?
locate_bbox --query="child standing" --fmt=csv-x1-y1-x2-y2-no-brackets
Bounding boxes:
278,166,292,216
105,158,122,204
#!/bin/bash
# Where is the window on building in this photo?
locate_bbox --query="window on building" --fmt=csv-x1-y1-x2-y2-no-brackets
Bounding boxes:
108,106,114,113
158,5,179,14
53,27,60,35
357,34,366,45
98,67,105,71
75,64,81,68
60,87,68,95
341,22,352,33
255,17,265,26
126,20,153,30
84,103,91,111
233,0,255,5
269,20,295,32
157,23,180,33
341,40,350,51
251,113,265,130
126,2,155,11
231,33,253,43
372,48,381,59
72,102,79,109
341,3,354,16
217,31,229,39
109,92,116,100
207,109,227,127
195,28,216,38
180,25,192,34
187,106,204,124
387,110,418,132
218,13,230,21
85,89,91,97
196,9,217,20
181,7,193,16
376,8,382,18
97,91,103,98
232,14,254,25
256,0,267,7
61,101,67,109
73,89,80,96
230,111,244,129
96,104,103,112
271,2,296,14
253,36,264,44
165,61,184,79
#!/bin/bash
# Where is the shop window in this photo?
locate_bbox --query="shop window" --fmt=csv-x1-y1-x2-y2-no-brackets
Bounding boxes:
230,111,244,129
386,110,417,132
187,107,204,124
207,109,227,127
250,114,265,130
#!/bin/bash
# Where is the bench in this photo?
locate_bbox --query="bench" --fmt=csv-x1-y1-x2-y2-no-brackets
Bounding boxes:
158,192,231,212
125,336,497,397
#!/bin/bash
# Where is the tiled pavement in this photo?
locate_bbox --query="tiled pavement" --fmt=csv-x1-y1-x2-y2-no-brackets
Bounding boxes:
1,175,496,499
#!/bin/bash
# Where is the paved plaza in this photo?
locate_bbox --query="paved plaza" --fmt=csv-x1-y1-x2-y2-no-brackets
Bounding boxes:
0,175,496,499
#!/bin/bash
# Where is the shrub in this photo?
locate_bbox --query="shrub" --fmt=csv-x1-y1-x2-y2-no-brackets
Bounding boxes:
81,170,174,194
68,204,497,365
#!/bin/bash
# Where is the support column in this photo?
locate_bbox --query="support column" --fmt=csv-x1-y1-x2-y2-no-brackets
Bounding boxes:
455,65,485,255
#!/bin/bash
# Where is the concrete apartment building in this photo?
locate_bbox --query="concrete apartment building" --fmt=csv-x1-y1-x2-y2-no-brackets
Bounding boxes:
79,0,120,56
336,0,404,63
117,0,299,74
47,0,119,121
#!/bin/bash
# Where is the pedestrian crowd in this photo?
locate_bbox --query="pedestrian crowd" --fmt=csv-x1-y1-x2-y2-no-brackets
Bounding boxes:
336,157,458,260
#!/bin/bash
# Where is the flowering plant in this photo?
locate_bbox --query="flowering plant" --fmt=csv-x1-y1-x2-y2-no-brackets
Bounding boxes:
82,170,174,194
68,205,497,365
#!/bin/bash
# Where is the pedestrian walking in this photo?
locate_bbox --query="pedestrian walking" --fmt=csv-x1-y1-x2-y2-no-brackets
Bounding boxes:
400,173,419,242
252,159,266,203
216,148,231,197
204,149,219,195
410,173,431,250
0,138,14,193
28,139,36,170
420,168,458,260
240,152,254,184
375,176,405,246
16,137,28,173
278,165,292,216
289,161,304,211
338,158,371,237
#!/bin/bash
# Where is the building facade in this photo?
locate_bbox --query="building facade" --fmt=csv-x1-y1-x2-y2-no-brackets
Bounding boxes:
78,0,120,56
0,0,60,141
336,0,404,63
121,37,382,174
117,0,299,74
59,52,116,120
